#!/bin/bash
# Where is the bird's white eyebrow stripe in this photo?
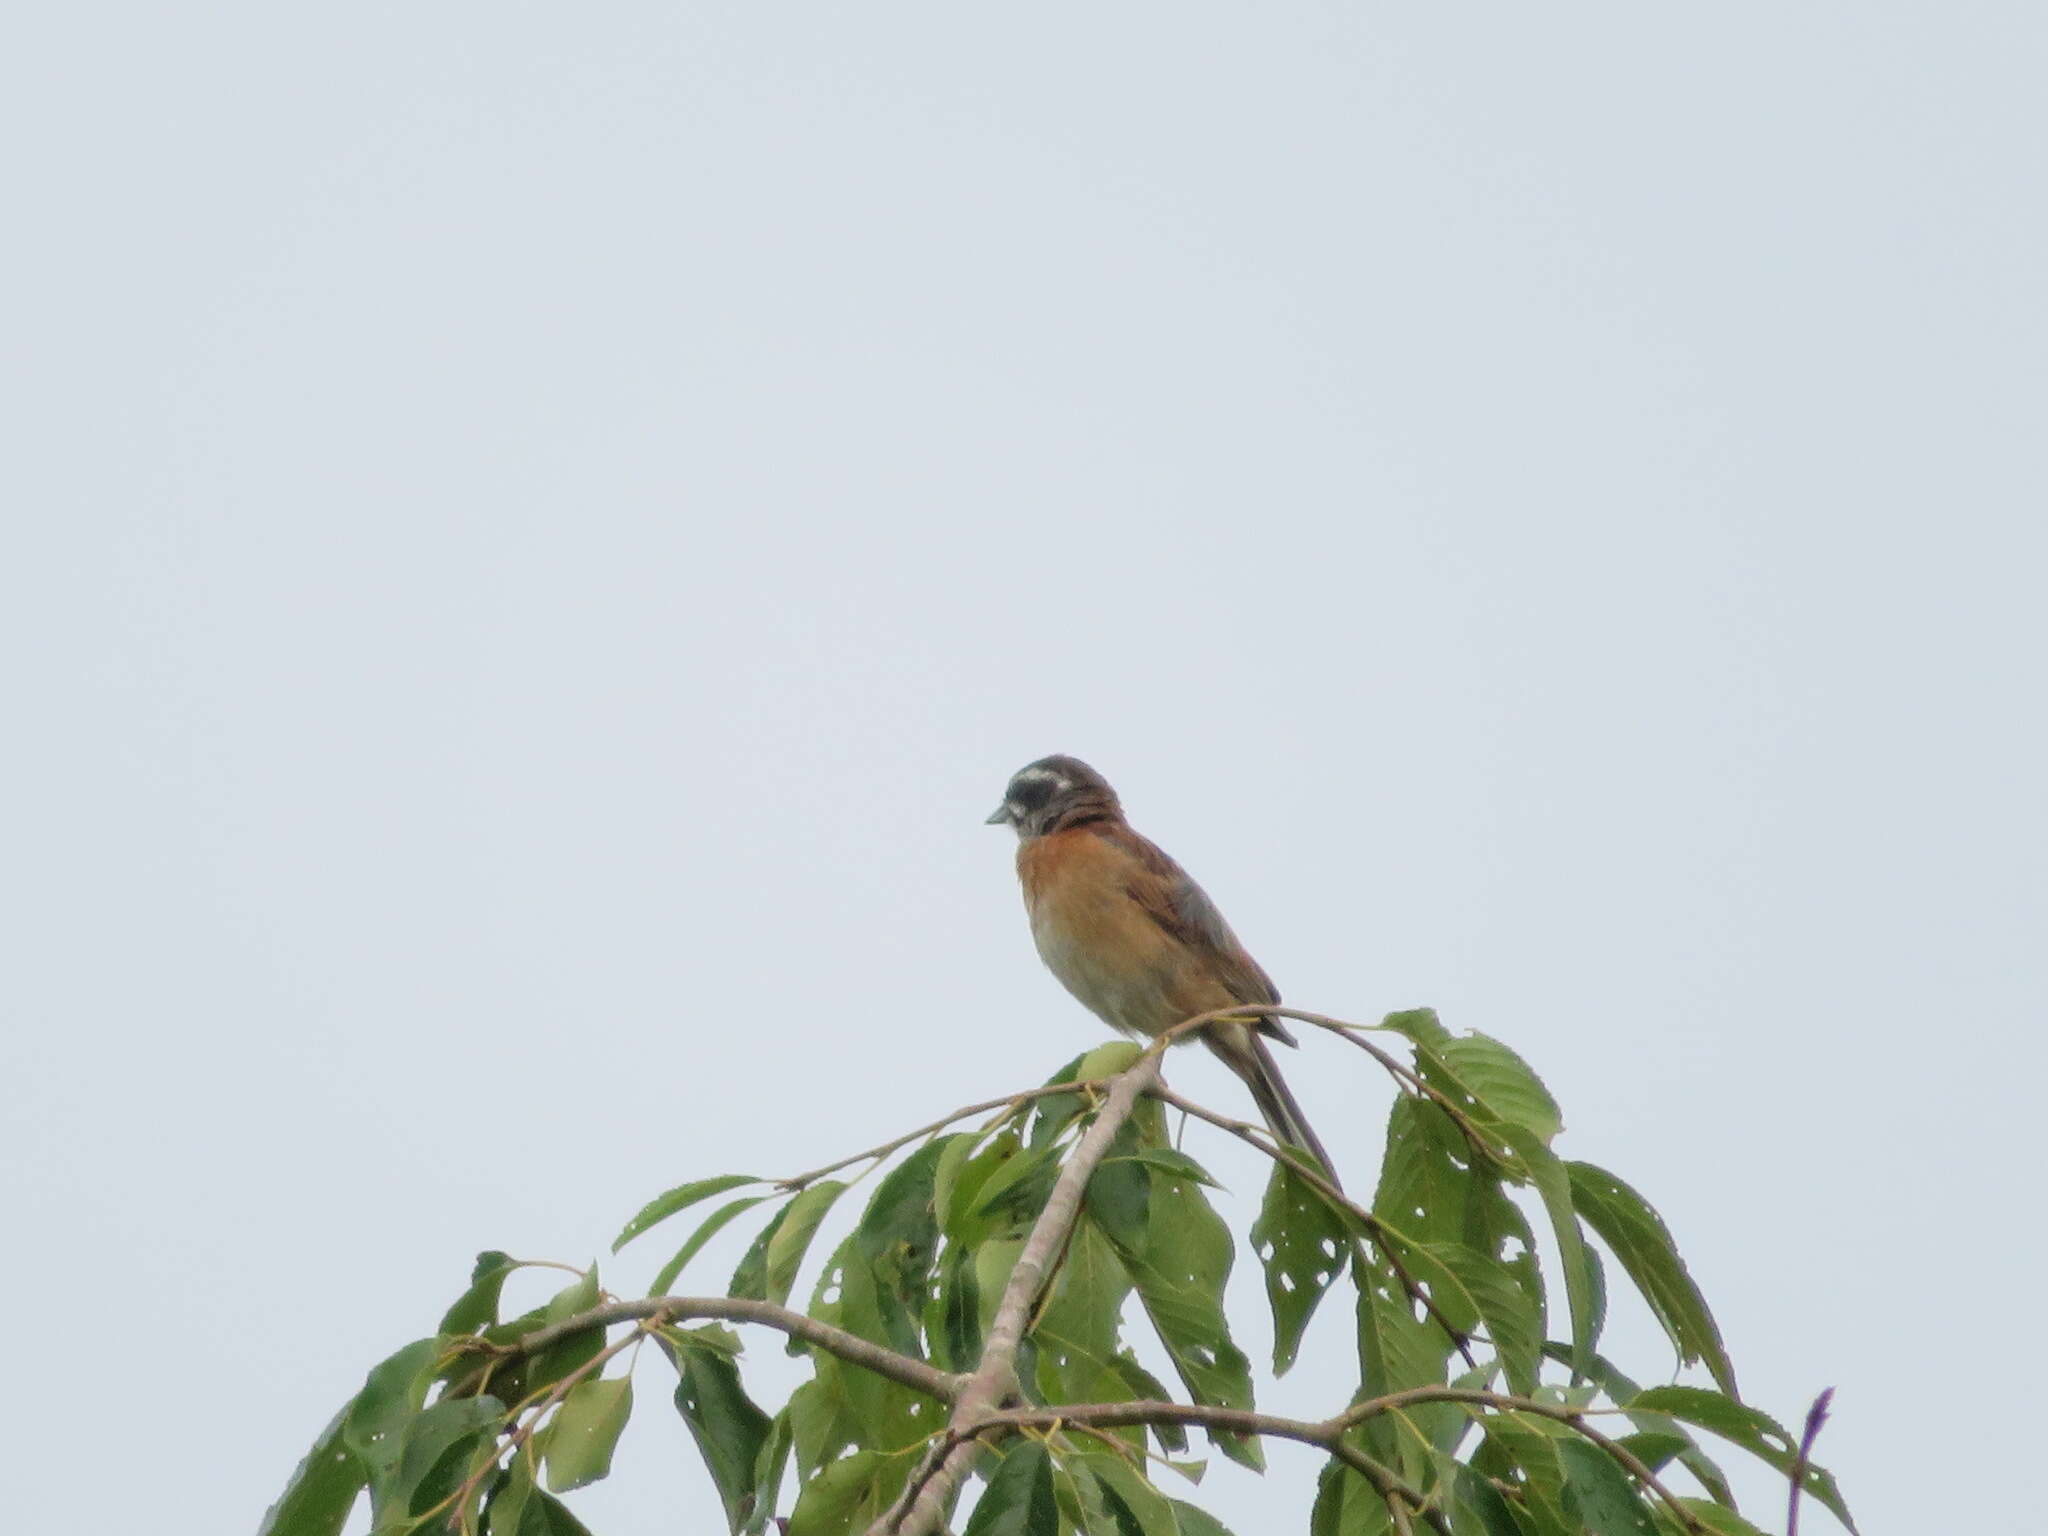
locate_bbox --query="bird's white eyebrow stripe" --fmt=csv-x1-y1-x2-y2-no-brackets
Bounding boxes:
1014,766,1066,786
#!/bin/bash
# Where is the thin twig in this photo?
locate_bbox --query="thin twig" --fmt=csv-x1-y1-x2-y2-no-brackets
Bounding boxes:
775,1079,1115,1191
1788,1388,1834,1536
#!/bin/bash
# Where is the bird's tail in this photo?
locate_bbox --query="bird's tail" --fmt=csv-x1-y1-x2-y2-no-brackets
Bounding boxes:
1209,1026,1341,1190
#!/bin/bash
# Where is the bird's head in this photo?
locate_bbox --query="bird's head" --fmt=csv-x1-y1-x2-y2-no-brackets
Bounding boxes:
985,755,1122,839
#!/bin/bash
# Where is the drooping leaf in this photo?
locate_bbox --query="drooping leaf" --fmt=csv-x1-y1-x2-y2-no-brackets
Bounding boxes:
1503,1128,1600,1380
1557,1438,1659,1534
543,1375,632,1492
962,1439,1057,1536
1427,1241,1543,1395
671,1332,774,1532
613,1174,761,1252
1069,1447,1178,1536
341,1338,439,1513
765,1179,850,1306
1567,1161,1735,1394
1626,1387,1858,1534
442,1251,519,1334
651,1194,772,1295
1251,1162,1350,1374
1097,1170,1259,1468
1030,1215,1132,1406
257,1403,365,1536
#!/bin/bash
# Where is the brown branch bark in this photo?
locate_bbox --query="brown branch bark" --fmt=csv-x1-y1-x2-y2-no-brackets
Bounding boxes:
868,1045,1167,1536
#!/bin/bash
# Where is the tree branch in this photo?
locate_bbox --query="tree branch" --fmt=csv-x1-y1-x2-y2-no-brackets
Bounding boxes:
869,1046,1167,1536
454,1296,958,1404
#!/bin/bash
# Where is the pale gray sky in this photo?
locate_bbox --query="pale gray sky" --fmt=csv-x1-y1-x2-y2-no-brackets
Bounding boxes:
5,6,2042,1533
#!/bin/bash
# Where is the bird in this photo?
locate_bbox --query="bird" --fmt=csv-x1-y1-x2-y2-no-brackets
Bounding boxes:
986,754,1336,1180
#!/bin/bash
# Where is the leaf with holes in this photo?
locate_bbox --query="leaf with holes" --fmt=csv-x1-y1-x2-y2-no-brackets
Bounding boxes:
1251,1162,1350,1374
1427,1240,1542,1395
671,1332,774,1533
1437,1034,1562,1144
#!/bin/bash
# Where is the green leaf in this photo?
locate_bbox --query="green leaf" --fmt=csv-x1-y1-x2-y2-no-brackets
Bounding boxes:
1108,1352,1189,1455
341,1338,439,1511
1030,1216,1132,1405
257,1403,365,1536
730,1203,795,1300
1378,1008,1454,1048
528,1268,605,1394
614,1173,760,1252
1097,1169,1259,1468
1540,1344,1736,1509
543,1375,632,1492
1663,1501,1773,1535
1504,1128,1600,1380
391,1395,505,1517
442,1251,519,1334
1449,1461,1528,1536
1627,1388,1858,1534
1309,1459,1396,1536
926,1241,983,1373
1166,1500,1238,1536
1567,1161,1735,1395
651,1194,772,1295
672,1334,775,1533
1438,1035,1563,1144
1427,1241,1542,1396
1251,1162,1350,1374
1557,1438,1658,1534
970,1137,1064,1222
787,1450,889,1536
962,1439,1057,1536
483,1448,599,1536
763,1180,850,1306
1084,1145,1152,1254
746,1407,794,1536
1069,1449,1177,1536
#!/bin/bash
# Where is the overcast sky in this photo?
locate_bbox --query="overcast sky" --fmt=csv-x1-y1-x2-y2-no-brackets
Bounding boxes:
5,6,2042,1533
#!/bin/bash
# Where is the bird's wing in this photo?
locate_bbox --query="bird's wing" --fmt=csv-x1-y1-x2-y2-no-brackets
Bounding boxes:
1097,823,1292,1038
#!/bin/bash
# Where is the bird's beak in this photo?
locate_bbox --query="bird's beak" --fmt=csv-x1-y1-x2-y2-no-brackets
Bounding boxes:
985,804,1012,826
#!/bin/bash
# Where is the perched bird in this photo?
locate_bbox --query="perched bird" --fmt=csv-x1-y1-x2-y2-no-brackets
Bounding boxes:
987,754,1336,1179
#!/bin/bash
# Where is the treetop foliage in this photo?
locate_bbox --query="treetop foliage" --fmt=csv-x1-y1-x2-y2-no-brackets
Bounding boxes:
261,1006,1853,1536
